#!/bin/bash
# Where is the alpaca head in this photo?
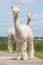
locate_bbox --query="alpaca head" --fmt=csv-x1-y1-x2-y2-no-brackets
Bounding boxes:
26,12,33,19
11,5,21,18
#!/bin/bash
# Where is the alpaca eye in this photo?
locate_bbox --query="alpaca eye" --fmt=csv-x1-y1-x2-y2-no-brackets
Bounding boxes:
30,15,32,17
18,11,19,13
13,11,15,13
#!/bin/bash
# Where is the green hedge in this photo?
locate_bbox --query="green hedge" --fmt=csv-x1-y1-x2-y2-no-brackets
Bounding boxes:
0,37,43,52
0,37,16,51
0,37,8,50
34,40,43,52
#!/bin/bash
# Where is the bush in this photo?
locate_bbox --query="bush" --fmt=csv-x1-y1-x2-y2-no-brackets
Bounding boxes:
0,37,8,50
0,37,16,51
34,39,43,52
0,37,43,52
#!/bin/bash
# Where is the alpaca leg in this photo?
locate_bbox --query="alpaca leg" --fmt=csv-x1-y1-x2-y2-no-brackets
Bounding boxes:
22,41,28,60
16,42,22,59
8,34,14,53
28,40,34,59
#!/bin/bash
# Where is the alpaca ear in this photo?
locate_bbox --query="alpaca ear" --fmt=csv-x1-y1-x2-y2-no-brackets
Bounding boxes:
31,12,33,14
11,5,14,10
19,5,21,9
26,12,28,15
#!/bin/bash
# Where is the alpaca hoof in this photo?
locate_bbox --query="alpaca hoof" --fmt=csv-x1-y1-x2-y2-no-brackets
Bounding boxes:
23,58,28,61
17,57,22,60
10,51,14,53
20,58,23,60
28,56,34,59
23,56,28,60
31,57,34,59
12,51,14,53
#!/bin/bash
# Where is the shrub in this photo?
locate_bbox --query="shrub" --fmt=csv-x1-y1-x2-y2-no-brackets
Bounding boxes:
0,37,43,52
34,39,43,52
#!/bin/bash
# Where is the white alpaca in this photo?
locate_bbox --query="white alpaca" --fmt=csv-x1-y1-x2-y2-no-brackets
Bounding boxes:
8,6,34,60
26,12,33,25
8,13,32,53
8,27,15,53
8,12,33,59
11,6,34,60
8,12,33,53
26,12,34,58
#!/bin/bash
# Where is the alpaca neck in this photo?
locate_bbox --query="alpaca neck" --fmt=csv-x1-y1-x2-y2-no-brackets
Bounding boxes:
14,17,21,33
27,17,31,25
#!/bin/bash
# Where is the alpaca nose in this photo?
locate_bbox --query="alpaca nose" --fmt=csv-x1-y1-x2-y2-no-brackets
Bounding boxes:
15,13,17,15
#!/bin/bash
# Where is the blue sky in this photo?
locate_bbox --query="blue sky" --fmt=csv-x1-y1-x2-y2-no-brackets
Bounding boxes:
0,0,43,37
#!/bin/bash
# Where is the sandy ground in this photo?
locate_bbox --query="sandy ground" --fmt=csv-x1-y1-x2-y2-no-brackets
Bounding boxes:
0,52,43,65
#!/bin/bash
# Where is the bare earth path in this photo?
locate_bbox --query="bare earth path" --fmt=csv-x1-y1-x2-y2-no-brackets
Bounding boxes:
0,52,43,65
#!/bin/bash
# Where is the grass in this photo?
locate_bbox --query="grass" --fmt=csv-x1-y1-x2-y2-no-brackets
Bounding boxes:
34,51,43,59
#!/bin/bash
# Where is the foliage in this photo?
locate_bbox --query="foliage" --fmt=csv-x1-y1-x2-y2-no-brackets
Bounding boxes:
0,37,43,52
0,37,8,50
34,39,43,52
0,37,16,51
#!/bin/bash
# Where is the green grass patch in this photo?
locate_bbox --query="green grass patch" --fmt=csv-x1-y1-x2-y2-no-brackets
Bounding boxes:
34,51,43,59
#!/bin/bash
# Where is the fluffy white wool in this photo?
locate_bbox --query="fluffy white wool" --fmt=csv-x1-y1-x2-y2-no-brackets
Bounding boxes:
8,6,34,60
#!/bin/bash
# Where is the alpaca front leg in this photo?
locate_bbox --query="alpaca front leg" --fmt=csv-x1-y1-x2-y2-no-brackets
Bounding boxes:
16,42,22,60
22,41,28,60
8,39,14,53
28,41,34,59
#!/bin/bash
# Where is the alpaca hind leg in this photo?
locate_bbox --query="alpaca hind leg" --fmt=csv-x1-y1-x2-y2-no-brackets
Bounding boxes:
28,41,34,59
8,35,14,53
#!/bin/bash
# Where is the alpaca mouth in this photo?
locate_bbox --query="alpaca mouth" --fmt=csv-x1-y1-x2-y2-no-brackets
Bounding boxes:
15,13,17,16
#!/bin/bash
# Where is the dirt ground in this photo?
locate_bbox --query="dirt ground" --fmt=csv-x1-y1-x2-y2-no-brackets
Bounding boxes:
0,52,43,65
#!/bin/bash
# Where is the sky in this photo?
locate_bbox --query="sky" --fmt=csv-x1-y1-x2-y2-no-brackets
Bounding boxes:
0,0,43,37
